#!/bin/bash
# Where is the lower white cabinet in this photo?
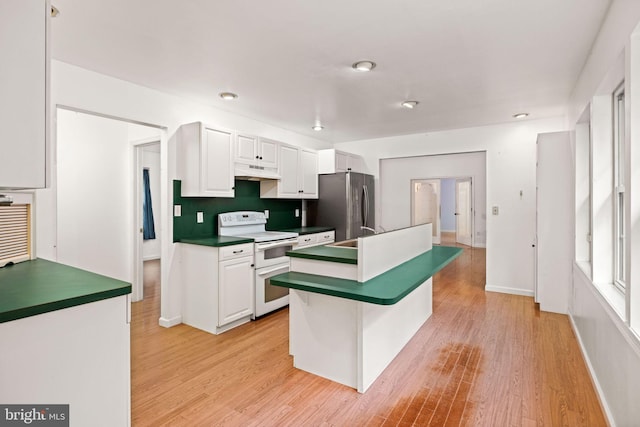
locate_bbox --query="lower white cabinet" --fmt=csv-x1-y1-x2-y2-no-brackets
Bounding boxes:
181,242,254,334
218,254,254,327
293,230,335,250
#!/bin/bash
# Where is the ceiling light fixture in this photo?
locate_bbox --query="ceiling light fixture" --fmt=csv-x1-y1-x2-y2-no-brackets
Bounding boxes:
312,125,324,131
352,60,376,72
513,113,529,119
219,92,238,100
401,101,419,109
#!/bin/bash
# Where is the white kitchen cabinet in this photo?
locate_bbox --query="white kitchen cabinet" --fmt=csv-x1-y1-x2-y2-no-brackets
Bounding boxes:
218,249,254,327
293,230,335,250
181,242,254,334
318,149,365,174
177,122,235,197
261,144,318,199
0,0,49,189
235,134,278,170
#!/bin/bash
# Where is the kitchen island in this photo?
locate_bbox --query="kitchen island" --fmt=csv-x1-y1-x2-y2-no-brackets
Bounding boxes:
271,224,461,393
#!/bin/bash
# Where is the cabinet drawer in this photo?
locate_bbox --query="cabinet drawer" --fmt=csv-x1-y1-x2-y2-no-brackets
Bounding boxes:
317,231,335,243
297,234,318,247
219,243,254,261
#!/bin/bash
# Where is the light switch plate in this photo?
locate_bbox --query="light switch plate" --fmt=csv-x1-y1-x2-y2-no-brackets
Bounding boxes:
492,206,499,215
295,209,300,217
174,205,181,217
264,209,269,219
197,212,204,223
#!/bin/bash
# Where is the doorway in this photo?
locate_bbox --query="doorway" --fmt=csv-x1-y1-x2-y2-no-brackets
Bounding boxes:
411,176,473,246
134,141,161,302
54,107,164,305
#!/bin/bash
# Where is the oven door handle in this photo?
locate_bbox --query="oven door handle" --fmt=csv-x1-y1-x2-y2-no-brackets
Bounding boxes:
257,265,290,277
256,239,296,251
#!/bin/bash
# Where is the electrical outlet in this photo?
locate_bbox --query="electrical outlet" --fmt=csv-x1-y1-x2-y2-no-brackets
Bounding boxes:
197,212,204,223
174,205,181,217
264,209,269,219
295,209,300,217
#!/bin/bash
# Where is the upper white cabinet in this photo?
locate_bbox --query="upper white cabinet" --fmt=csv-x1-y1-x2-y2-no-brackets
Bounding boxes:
0,0,49,189
235,135,278,169
318,149,365,174
261,144,318,199
177,122,235,197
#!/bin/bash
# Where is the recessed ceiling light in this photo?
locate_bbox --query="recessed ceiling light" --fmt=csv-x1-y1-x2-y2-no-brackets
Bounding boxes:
312,125,324,131
352,61,376,72
513,113,529,119
219,92,238,100
401,101,419,109
51,5,60,17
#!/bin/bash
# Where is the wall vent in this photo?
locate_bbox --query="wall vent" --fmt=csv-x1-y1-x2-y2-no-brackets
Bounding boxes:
0,204,31,267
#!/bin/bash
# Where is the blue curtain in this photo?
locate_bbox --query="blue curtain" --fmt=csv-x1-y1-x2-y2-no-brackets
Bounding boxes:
143,168,156,240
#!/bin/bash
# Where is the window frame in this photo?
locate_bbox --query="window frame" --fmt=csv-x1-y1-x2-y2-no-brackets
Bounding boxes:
613,81,626,292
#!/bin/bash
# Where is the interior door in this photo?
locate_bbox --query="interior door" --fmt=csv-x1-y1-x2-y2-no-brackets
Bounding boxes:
411,179,441,244
455,178,472,246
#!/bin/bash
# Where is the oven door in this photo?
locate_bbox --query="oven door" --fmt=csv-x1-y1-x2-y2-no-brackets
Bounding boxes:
254,263,290,318
254,238,297,268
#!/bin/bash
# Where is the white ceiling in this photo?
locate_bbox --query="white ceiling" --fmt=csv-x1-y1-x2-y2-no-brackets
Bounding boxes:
50,0,612,143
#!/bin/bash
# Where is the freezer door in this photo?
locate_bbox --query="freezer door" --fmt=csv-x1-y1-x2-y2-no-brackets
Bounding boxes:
316,173,348,241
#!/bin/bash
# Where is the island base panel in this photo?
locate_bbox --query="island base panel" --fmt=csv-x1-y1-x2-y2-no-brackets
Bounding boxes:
289,278,432,393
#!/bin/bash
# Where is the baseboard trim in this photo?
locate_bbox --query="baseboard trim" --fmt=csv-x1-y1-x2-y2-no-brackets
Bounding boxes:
159,316,182,328
569,314,616,427
484,285,534,297
473,243,486,248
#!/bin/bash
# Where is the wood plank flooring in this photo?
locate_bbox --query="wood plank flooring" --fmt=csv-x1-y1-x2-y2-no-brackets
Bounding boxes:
131,250,607,426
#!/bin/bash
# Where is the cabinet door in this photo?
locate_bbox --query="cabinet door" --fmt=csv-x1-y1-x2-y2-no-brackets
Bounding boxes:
202,127,234,197
218,256,254,326
278,145,301,198
346,155,364,173
335,152,348,173
235,134,258,165
258,138,279,169
0,0,47,189
299,149,318,198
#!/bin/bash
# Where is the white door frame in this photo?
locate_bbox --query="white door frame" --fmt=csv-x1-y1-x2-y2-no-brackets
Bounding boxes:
133,137,161,302
455,178,473,246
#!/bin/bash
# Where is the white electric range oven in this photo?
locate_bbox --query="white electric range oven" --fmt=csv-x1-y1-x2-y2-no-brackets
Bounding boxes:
218,211,298,318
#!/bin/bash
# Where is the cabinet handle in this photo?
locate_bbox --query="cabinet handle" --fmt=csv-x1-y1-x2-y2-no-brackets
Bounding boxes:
255,155,260,159
304,238,311,242
259,156,263,160
233,249,244,254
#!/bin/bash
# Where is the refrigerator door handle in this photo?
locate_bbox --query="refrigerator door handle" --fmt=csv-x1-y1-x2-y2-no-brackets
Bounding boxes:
363,184,369,227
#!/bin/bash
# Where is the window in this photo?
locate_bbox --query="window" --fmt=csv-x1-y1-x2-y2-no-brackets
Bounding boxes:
613,82,626,291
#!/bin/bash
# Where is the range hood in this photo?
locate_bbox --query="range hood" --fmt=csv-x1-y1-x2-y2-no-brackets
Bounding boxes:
234,163,280,181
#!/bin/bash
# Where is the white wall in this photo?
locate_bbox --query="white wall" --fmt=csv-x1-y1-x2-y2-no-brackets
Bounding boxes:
440,178,456,232
379,152,486,247
37,60,332,326
142,145,161,261
336,117,564,296
566,3,640,425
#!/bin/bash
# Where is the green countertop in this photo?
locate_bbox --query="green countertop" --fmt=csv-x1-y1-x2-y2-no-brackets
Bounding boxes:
280,226,335,235
287,244,358,265
0,259,132,324
178,236,254,247
272,246,462,305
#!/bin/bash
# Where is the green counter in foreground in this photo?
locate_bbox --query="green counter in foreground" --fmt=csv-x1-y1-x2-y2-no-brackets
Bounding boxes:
271,245,462,305
0,258,131,323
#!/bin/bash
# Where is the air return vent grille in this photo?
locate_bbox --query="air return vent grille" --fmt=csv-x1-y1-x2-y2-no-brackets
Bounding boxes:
0,204,31,267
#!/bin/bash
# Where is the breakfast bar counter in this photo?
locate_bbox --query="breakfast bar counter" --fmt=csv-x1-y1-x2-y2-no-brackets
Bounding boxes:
271,224,460,393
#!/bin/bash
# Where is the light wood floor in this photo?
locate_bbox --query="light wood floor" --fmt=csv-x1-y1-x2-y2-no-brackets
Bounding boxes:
132,252,606,426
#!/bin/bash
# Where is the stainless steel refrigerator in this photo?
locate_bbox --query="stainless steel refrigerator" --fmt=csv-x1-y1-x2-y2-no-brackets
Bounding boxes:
308,172,375,241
